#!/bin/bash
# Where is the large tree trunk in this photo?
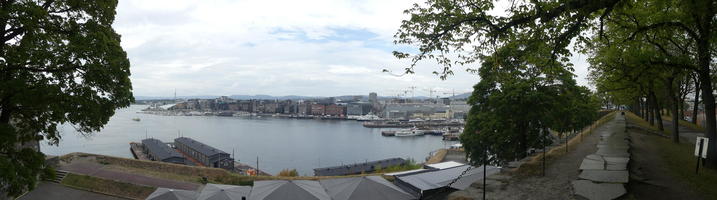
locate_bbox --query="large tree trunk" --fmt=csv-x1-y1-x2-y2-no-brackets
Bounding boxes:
519,123,528,159
652,91,664,131
698,45,717,168
648,93,655,125
642,96,648,119
635,97,642,116
667,77,680,143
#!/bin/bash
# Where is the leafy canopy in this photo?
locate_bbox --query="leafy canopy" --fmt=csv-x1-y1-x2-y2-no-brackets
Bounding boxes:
0,0,132,197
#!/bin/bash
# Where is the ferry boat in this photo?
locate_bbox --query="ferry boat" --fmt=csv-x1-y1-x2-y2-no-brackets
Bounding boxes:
395,128,425,137
356,114,382,121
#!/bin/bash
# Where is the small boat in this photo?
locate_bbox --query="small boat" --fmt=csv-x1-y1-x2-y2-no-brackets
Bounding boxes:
395,128,425,137
423,129,445,136
132,117,141,122
381,130,396,136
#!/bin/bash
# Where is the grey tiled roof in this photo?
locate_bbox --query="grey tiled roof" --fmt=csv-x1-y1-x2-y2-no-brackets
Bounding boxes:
141,138,184,161
313,158,406,176
174,137,227,157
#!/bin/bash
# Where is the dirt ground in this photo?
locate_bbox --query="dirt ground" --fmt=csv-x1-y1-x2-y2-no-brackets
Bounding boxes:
445,115,622,200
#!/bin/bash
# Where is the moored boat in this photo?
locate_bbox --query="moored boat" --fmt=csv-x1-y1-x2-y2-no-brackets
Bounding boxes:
381,130,396,136
395,128,425,137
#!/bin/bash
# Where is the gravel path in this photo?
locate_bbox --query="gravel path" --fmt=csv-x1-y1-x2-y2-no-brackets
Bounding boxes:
447,116,621,200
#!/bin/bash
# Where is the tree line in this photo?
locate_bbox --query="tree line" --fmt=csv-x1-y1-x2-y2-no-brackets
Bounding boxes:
393,0,717,168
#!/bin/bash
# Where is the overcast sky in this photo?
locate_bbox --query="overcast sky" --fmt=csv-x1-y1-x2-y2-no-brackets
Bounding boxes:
113,0,591,98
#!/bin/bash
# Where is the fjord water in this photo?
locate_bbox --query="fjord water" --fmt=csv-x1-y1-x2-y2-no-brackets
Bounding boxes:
41,105,456,175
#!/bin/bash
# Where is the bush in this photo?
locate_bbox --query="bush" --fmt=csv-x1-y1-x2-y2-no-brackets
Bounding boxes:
278,169,299,177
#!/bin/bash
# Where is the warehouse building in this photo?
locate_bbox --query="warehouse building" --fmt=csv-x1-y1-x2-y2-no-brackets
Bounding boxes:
174,137,234,170
141,138,186,165
313,158,406,176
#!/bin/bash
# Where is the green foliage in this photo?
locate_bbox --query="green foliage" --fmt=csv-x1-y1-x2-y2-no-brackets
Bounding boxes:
393,0,717,167
0,0,132,197
458,42,599,166
374,158,422,173
395,0,609,166
278,169,299,177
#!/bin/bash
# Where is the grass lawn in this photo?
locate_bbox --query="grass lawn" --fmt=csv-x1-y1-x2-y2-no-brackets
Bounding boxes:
648,135,717,200
62,173,156,200
628,112,717,200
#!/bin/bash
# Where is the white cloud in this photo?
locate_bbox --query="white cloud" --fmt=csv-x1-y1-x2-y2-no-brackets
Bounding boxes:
114,0,591,97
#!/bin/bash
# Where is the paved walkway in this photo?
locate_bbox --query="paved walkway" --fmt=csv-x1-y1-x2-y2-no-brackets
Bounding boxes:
18,182,125,200
571,114,630,200
446,114,624,200
61,159,200,190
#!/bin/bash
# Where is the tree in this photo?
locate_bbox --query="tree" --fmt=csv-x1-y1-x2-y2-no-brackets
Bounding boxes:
458,40,598,165
395,0,717,168
0,0,132,197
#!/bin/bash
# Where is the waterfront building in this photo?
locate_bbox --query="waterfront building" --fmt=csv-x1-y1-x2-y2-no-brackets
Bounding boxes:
347,103,372,116
324,104,346,116
369,92,378,104
298,102,311,115
313,158,406,176
311,104,325,116
174,137,234,170
141,138,186,165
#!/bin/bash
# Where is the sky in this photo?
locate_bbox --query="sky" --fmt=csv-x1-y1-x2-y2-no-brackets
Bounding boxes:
113,0,592,98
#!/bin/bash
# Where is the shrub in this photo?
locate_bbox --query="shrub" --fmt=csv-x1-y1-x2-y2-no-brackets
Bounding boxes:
278,169,298,177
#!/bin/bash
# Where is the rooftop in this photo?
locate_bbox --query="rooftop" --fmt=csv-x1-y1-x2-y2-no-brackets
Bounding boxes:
174,137,228,157
141,138,184,161
313,158,406,176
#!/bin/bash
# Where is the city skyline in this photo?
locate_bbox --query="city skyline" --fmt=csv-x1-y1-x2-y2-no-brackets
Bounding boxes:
114,0,592,97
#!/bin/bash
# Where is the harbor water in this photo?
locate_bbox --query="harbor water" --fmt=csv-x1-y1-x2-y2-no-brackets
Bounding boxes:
41,105,458,175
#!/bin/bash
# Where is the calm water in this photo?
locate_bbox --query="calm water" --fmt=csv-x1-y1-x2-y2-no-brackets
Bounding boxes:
41,105,457,175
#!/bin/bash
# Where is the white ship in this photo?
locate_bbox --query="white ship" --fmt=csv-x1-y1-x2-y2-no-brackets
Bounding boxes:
356,114,382,121
394,128,425,137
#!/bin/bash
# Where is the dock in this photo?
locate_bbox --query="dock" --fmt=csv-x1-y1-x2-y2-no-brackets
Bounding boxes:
129,142,150,161
363,121,464,128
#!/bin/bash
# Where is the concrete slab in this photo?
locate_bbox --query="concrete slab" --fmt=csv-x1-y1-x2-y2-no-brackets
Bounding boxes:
572,180,626,200
606,162,628,171
580,157,605,170
585,154,603,161
579,170,629,183
596,148,630,157
604,157,629,164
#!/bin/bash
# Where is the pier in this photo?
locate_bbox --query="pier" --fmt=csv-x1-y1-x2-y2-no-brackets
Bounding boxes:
363,121,464,128
129,142,149,161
